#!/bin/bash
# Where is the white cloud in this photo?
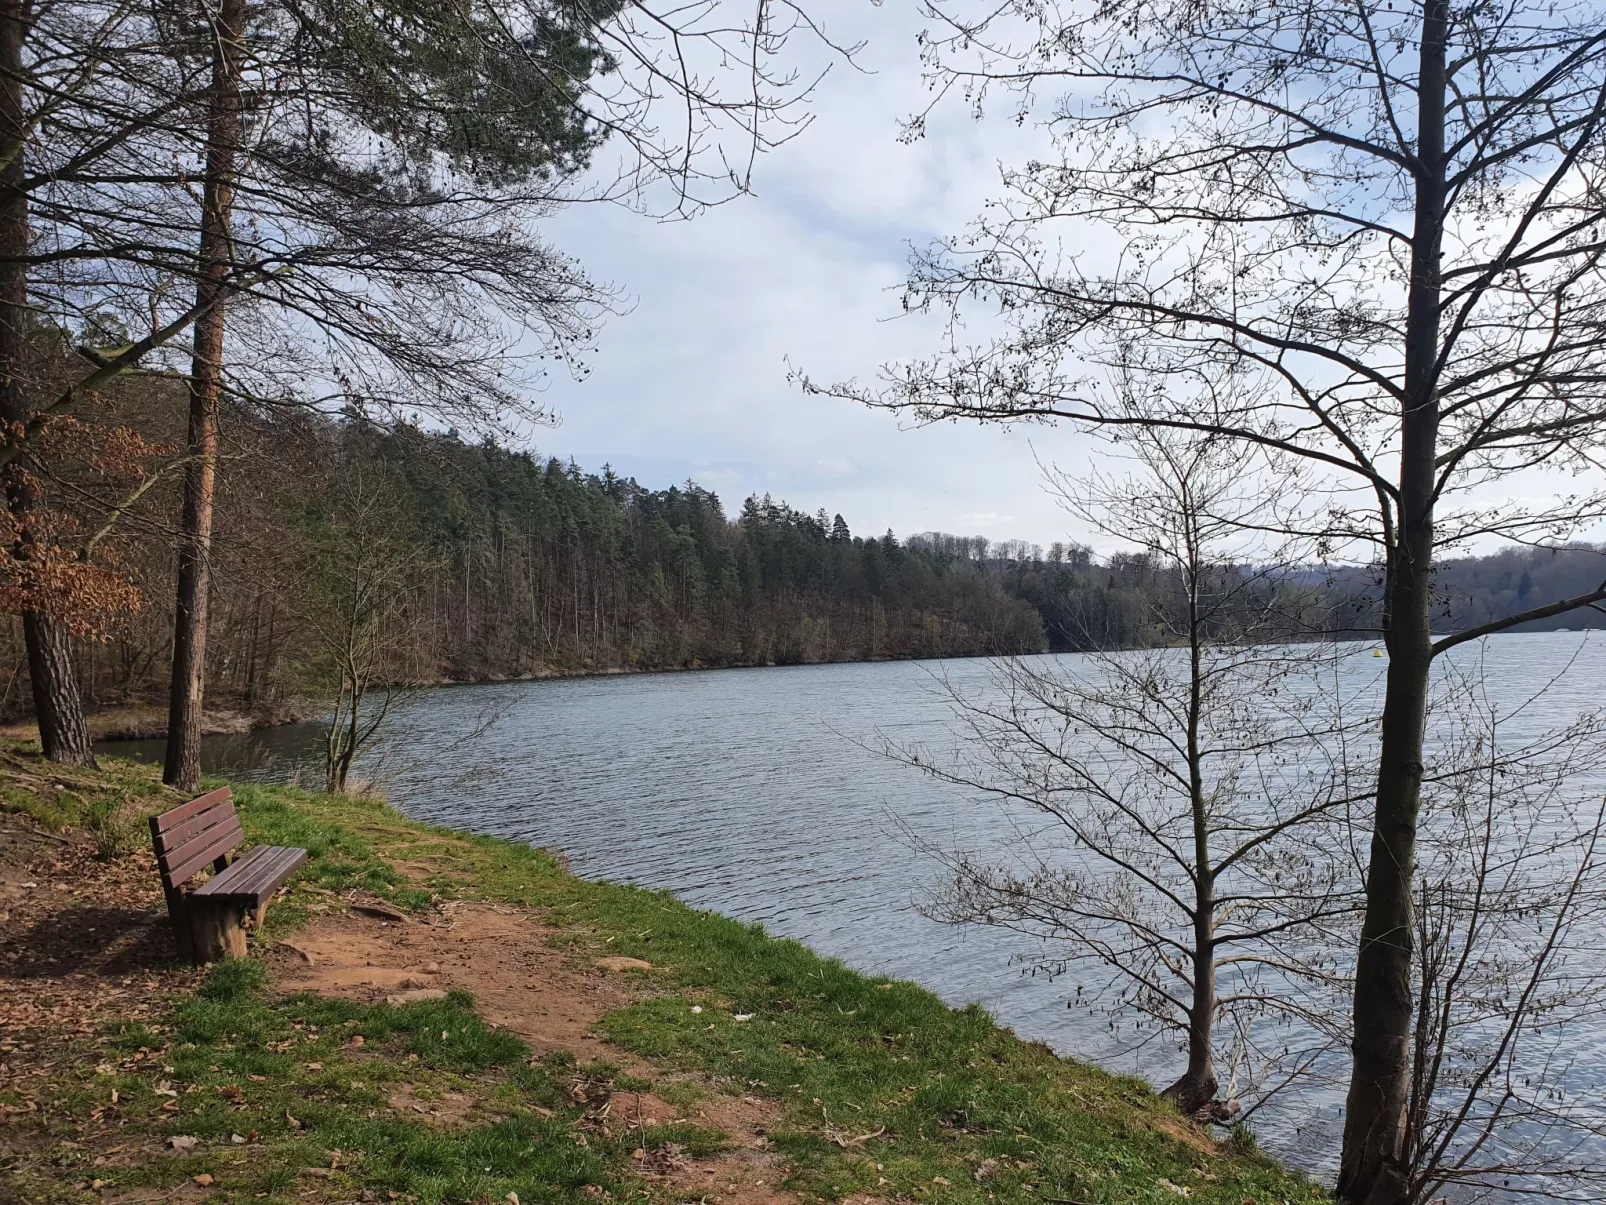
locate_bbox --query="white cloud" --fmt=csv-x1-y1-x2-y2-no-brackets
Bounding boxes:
690,468,745,494
815,457,858,478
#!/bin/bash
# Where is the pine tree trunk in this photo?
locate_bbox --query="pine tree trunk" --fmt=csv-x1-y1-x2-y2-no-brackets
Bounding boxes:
0,0,94,767
1337,6,1448,1202
164,0,245,791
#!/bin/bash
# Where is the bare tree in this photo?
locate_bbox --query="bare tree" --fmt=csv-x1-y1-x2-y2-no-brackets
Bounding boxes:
288,456,428,794
901,432,1369,1117
812,1,1606,1196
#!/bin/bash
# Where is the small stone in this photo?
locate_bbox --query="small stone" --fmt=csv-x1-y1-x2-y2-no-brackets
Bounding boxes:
425,962,440,973
167,1136,198,1152
350,1035,365,1048
231,1134,246,1145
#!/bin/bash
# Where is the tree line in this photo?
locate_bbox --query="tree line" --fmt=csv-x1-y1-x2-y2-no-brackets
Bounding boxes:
0,403,1056,721
3,387,1598,729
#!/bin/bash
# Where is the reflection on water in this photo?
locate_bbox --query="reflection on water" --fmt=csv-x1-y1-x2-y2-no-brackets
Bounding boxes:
99,634,1606,1187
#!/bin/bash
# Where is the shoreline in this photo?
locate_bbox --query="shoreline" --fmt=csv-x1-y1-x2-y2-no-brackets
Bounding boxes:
4,653,1005,744
10,628,1590,746
0,700,312,744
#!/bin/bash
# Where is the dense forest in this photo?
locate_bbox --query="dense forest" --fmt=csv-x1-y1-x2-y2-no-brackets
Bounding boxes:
0,399,1054,720
1,395,1602,724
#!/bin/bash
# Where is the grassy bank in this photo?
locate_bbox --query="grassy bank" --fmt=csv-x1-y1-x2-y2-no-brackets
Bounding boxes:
0,747,1320,1205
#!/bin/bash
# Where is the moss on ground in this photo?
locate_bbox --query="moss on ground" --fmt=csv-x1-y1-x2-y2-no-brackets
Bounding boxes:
2,754,1322,1205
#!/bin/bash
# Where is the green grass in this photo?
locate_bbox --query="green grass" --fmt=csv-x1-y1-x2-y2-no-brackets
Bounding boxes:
21,959,721,1204
0,741,171,836
4,750,1321,1205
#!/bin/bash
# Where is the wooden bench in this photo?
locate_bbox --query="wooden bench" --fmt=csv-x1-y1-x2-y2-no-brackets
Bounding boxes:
150,787,307,964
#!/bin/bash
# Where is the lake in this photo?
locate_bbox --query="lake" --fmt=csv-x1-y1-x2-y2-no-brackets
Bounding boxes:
100,632,1606,1191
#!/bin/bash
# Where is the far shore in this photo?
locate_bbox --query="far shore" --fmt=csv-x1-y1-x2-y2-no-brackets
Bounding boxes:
0,652,1005,743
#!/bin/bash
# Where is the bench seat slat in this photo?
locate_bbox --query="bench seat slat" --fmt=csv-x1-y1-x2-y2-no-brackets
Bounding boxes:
239,846,307,896
239,846,307,898
193,845,307,903
196,844,301,898
162,817,245,888
151,787,233,834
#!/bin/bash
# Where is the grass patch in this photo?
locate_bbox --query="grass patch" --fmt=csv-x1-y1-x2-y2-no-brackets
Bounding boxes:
20,962,673,1205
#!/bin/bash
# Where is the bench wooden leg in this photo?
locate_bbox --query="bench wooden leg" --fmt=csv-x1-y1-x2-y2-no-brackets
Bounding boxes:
162,884,197,964
187,898,248,963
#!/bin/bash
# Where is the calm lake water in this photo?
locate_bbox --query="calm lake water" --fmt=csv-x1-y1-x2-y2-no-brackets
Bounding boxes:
100,633,1606,1188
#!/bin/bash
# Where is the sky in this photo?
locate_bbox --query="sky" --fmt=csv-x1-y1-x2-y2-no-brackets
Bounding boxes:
525,0,1100,550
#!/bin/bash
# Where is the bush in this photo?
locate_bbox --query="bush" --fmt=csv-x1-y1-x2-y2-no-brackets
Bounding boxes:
85,792,136,859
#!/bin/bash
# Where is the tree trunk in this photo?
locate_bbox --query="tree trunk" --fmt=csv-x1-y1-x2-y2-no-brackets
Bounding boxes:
1164,547,1217,1117
164,0,246,791
1337,6,1448,1202
0,0,95,767
23,614,95,764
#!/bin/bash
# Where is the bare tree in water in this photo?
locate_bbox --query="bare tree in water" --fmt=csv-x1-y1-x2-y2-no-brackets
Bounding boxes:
903,431,1371,1117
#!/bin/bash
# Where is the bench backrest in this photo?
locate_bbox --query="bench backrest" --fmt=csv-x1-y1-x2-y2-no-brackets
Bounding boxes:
150,787,243,891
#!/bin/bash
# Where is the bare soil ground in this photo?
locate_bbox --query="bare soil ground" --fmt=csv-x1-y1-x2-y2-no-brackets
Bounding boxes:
0,812,200,1047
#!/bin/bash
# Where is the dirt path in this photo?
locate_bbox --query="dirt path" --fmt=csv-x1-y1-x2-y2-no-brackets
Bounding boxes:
267,900,797,1205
